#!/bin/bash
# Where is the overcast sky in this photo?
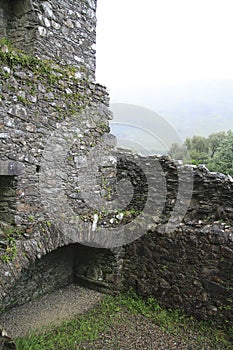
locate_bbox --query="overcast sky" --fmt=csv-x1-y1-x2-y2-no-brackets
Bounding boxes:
96,0,233,102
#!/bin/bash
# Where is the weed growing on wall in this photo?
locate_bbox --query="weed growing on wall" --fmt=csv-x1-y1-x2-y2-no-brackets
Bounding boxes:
0,226,24,263
0,39,106,121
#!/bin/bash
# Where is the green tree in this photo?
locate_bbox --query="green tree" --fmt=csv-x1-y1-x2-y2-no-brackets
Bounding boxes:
207,131,227,158
168,130,233,175
185,135,209,164
207,130,233,175
168,143,189,162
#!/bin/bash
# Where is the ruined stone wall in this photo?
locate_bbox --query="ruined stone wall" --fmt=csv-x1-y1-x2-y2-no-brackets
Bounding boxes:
116,151,233,327
0,0,97,79
0,38,116,304
0,176,17,224
0,0,7,37
0,0,232,331
116,150,233,225
123,223,233,327
0,244,74,310
0,243,121,311
0,45,111,224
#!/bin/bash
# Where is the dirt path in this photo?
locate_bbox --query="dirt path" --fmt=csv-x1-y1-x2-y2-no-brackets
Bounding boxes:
0,284,104,338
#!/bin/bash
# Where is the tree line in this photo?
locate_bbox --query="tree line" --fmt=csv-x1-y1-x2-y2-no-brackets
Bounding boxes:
168,130,233,176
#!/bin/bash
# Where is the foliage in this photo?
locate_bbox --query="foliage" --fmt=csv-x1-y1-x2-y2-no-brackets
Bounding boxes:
185,135,209,164
0,38,101,121
168,130,233,175
0,226,24,263
168,142,190,163
206,130,233,174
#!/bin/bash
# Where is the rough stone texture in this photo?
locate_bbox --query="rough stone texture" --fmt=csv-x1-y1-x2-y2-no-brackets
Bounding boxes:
0,176,17,224
0,244,74,310
0,243,120,311
122,223,233,327
117,151,233,327
0,0,232,332
74,245,123,293
0,2,116,311
0,325,16,349
0,0,97,79
116,150,233,224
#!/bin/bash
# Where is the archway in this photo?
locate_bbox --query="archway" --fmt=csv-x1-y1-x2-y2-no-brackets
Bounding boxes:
0,243,120,311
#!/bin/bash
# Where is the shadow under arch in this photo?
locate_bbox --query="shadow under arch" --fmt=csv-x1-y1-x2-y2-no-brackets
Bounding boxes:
0,242,121,312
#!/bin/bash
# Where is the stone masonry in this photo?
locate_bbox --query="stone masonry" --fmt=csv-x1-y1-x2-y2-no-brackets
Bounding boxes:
0,0,232,333
0,0,97,79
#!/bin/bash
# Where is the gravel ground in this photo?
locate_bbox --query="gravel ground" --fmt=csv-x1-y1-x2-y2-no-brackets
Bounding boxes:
0,284,104,338
0,285,230,349
79,311,228,350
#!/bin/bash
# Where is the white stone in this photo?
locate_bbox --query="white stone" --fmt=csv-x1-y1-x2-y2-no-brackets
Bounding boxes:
8,104,27,120
4,117,14,128
26,124,36,133
1,44,8,53
74,55,82,62
87,0,96,9
4,271,11,277
52,20,61,30
3,66,11,74
74,71,82,79
65,88,73,95
116,213,124,220
65,19,74,29
38,26,47,37
41,2,54,18
87,9,95,18
28,95,37,103
92,214,99,231
17,91,26,99
74,156,87,167
38,14,43,22
91,43,96,51
44,17,51,27
175,159,183,165
86,120,96,128
0,133,9,139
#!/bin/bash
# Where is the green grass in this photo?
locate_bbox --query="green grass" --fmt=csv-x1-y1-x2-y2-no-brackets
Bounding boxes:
16,291,233,350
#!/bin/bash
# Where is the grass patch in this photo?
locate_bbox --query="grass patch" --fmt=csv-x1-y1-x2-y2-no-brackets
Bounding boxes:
16,291,232,349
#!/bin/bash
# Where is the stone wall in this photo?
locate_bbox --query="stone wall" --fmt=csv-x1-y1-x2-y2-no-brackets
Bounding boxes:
116,151,233,327
0,176,17,224
0,31,115,304
0,44,112,224
0,0,232,331
74,245,123,293
0,244,74,310
116,150,233,225
122,223,233,327
0,243,120,311
0,0,97,79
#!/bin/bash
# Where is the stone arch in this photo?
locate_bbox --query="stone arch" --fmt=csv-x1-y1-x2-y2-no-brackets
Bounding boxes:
0,242,121,311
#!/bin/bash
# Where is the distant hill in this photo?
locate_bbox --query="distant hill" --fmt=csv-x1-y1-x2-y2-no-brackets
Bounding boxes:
109,79,233,144
109,103,183,155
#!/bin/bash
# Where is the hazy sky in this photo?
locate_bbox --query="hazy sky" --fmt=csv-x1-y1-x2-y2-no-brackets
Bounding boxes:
96,0,233,101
